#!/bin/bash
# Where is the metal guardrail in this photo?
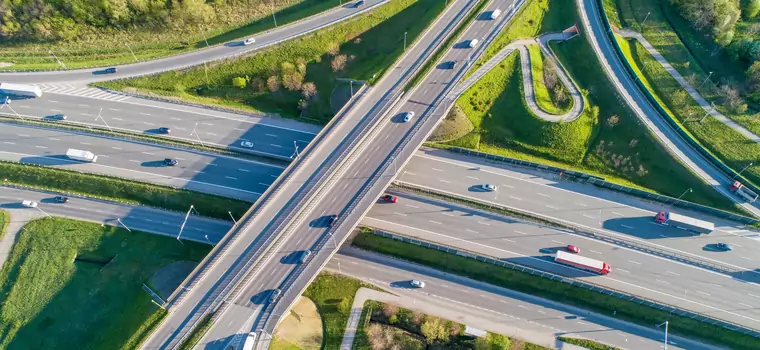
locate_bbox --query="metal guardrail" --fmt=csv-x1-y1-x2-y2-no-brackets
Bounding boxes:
446,146,759,225
591,0,760,205
367,228,760,339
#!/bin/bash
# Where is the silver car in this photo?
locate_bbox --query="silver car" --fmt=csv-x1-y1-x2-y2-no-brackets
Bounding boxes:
403,111,415,122
481,184,497,192
410,280,425,288
243,38,256,46
240,141,254,148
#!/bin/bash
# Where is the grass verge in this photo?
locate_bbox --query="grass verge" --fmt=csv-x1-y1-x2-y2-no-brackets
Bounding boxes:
0,217,210,349
0,161,252,221
351,231,760,350
0,210,7,241
100,0,447,123
303,272,376,349
177,315,214,350
0,0,338,71
527,44,571,114
557,336,621,350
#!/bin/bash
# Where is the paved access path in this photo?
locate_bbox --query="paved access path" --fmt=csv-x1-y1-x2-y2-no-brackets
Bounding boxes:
616,29,760,143
0,209,44,269
451,28,584,122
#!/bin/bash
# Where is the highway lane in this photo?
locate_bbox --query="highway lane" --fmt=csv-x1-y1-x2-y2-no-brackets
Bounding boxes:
0,186,232,243
2,93,318,159
363,190,760,330
0,0,389,84
402,148,760,274
0,123,281,200
330,248,710,350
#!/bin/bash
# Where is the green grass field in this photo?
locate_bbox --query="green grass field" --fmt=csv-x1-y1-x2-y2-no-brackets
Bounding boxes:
0,217,210,349
352,231,760,350
0,210,7,241
100,0,447,123
443,0,736,211
526,44,572,115
0,0,337,71
558,337,621,350
303,273,375,349
0,161,252,221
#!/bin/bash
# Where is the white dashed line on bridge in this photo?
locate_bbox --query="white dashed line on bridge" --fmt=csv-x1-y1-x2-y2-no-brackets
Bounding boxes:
429,220,442,225
225,176,238,180
238,168,250,172
432,168,443,172
621,224,634,229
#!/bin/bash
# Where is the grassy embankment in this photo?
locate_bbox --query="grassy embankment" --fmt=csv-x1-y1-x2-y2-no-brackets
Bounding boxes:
99,0,447,123
435,0,737,211
0,210,7,241
0,161,251,221
526,44,572,114
557,336,622,350
352,231,760,350
0,0,338,70
0,218,210,349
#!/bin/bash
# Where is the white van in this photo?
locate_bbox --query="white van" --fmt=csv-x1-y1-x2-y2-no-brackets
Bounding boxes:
22,200,38,208
468,39,479,48
490,9,502,19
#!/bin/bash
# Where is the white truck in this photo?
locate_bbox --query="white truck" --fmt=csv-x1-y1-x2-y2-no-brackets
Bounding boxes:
654,211,714,234
554,251,611,275
0,83,43,98
729,181,758,203
66,148,98,163
241,332,257,350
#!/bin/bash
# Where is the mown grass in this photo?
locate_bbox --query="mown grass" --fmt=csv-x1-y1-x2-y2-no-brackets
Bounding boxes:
303,272,375,349
100,0,446,123
0,217,210,349
0,210,7,241
444,0,737,211
0,161,252,221
558,337,621,350
615,36,760,190
176,314,214,350
526,44,571,114
0,0,337,71
352,231,760,350
428,104,474,142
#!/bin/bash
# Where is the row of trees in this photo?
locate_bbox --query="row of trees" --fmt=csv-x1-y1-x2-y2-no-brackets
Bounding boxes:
668,0,743,46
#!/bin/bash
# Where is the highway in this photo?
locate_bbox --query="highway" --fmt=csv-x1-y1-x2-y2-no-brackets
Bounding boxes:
0,123,280,200
0,0,389,84
363,190,760,330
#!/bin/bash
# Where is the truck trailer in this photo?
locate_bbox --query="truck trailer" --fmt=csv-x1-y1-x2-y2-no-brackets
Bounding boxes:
654,211,714,234
241,332,257,350
729,181,758,202
66,148,98,163
0,83,42,98
554,251,611,275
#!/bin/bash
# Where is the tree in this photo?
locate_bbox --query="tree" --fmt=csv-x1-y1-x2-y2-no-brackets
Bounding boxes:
282,72,304,91
746,0,760,18
382,303,398,318
331,54,347,72
327,42,340,56
281,62,296,75
543,60,559,90
746,61,760,91
267,75,281,92
232,76,247,89
420,317,449,344
606,115,620,127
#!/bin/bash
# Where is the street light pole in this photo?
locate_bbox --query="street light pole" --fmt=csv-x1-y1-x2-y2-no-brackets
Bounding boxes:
49,49,66,68
641,11,651,27
735,162,754,179
125,43,138,61
191,122,205,145
291,141,300,159
199,26,210,47
3,101,26,120
271,4,278,27
35,206,52,218
117,218,131,232
177,205,194,241
657,321,669,350
404,31,408,51
228,211,238,224
95,108,113,132
677,188,692,200
698,71,714,89
700,103,715,123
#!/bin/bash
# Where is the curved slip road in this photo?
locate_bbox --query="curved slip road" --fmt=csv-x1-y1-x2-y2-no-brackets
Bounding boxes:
0,123,282,201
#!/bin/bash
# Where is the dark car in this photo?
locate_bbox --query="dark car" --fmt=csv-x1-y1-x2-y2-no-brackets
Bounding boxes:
716,243,733,251
158,127,171,134
49,113,67,120
164,158,178,166
54,196,69,203
327,214,338,227
445,60,457,69
104,67,117,74
269,289,281,303
354,0,365,7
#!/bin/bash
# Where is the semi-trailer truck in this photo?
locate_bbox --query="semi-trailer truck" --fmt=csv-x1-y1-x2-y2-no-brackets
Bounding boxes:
729,181,758,203
654,211,714,234
66,148,98,163
0,83,42,98
554,251,611,275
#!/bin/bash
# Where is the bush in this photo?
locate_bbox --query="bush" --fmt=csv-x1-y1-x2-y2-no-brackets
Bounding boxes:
232,76,247,89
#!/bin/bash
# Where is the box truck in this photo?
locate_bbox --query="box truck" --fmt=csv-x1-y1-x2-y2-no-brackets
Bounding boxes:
66,148,98,163
555,251,611,275
0,83,42,98
654,211,714,234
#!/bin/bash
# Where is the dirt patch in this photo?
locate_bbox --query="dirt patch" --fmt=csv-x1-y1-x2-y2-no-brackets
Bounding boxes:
273,296,323,349
147,260,198,299
428,104,474,142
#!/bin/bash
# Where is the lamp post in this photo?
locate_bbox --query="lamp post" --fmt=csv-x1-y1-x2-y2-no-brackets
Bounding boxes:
677,188,692,200
199,26,209,47
734,162,754,179
657,321,669,350
125,43,137,61
95,108,113,132
698,71,714,89
403,31,408,51
641,11,651,27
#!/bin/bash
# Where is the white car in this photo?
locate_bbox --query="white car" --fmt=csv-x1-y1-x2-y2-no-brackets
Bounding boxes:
243,38,256,46
402,111,415,122
240,141,254,148
468,39,479,48
480,184,497,192
490,9,502,19
410,280,425,288
22,200,38,208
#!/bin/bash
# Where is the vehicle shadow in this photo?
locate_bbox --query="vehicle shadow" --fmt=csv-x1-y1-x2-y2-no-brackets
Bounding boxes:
141,160,169,168
309,215,333,228
279,251,303,264
389,281,418,289
504,256,595,278
603,217,697,239
391,113,409,123
249,289,277,305
476,12,493,20
453,41,473,49
20,155,76,166
467,185,491,192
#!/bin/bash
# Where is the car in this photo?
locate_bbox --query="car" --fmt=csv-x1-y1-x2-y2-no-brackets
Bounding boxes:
269,289,281,303
480,184,497,192
243,37,256,46
354,0,365,7
445,60,457,69
566,245,580,254
163,158,178,166
21,200,38,208
402,111,415,122
381,194,398,203
1,96,10,104
158,127,171,134
298,250,312,263
104,67,117,74
54,196,69,203
716,243,733,251
326,214,338,227
50,113,66,120
468,39,479,48
410,280,425,288
490,9,502,19
240,141,254,148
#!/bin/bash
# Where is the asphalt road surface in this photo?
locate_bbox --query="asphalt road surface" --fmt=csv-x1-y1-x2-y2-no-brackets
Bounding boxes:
331,248,712,350
0,0,389,84
403,148,760,275
363,190,760,331
0,123,281,200
1,93,318,160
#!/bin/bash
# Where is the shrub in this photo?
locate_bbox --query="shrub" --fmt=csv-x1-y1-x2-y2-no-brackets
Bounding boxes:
232,76,247,89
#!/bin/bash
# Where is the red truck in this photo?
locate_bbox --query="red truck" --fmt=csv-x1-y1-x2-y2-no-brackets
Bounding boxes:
729,181,758,203
554,251,611,275
654,211,714,234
